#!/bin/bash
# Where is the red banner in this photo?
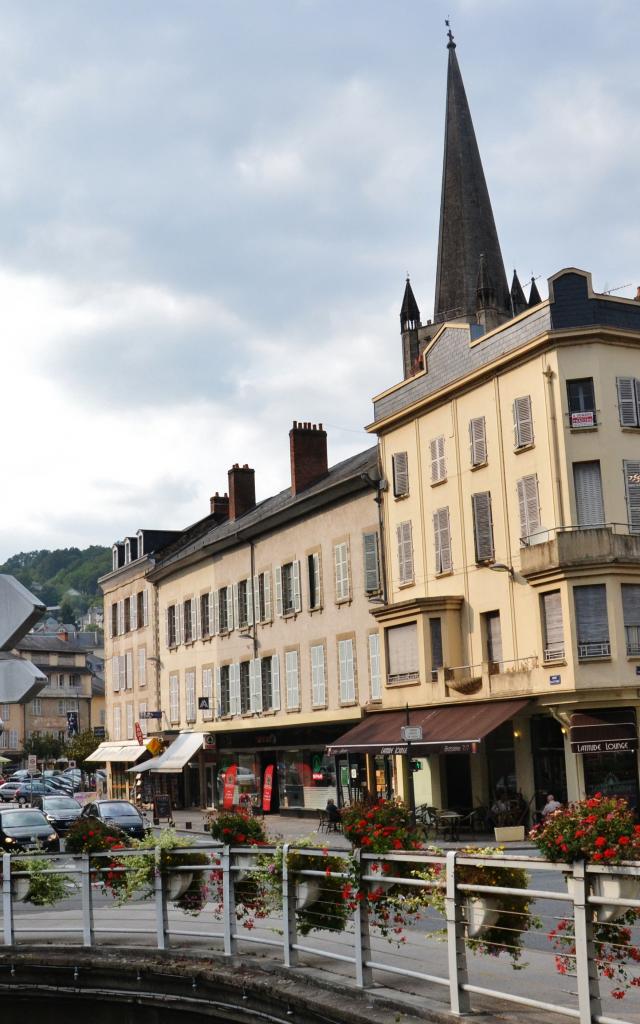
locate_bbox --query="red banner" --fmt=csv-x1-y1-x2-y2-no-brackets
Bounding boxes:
135,722,144,745
262,764,274,812
222,764,237,809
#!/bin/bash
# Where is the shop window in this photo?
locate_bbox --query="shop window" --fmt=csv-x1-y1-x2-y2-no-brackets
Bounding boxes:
386,623,419,684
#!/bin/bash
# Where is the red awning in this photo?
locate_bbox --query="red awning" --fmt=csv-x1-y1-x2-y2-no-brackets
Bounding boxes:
326,698,530,756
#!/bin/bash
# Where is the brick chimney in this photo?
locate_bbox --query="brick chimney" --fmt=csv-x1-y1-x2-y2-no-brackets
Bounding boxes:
209,491,230,521
228,464,256,520
289,421,328,495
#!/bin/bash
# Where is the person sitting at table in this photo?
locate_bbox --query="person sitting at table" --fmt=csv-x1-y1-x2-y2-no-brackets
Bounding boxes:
541,793,562,819
325,798,341,825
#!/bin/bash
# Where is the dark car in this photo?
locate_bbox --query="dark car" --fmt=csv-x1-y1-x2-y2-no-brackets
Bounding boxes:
79,800,147,841
0,807,60,852
31,795,82,834
13,780,60,805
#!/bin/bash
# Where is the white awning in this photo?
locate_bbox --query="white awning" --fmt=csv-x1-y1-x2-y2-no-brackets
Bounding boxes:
150,732,203,773
126,755,165,774
85,741,147,764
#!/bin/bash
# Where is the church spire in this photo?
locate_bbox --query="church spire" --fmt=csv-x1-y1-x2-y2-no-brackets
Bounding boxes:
434,36,510,325
400,275,421,331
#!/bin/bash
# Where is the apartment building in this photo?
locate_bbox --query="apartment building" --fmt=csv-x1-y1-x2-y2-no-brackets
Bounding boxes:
330,37,640,818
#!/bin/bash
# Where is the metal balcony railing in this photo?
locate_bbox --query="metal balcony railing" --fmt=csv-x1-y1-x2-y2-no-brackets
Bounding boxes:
578,641,611,659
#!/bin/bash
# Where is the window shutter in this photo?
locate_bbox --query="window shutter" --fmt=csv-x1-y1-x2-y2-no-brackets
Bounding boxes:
264,571,272,620
574,585,609,643
253,658,263,713
622,584,640,626
118,600,124,635
247,579,254,626
517,474,541,540
253,575,260,623
292,560,301,612
624,460,640,533
363,532,380,593
119,656,126,690
368,633,381,700
486,613,503,666
227,588,234,631
126,652,133,689
275,566,283,616
271,654,281,710
617,377,639,427
472,492,494,562
230,663,240,715
429,618,443,672
339,639,355,702
175,603,183,645
142,588,149,627
392,451,409,497
130,595,138,631
112,655,120,692
192,597,199,640
469,416,487,466
165,609,171,649
430,435,446,483
573,462,605,527
138,648,146,687
211,591,218,635
232,583,239,630
396,521,414,583
433,508,452,573
513,395,534,448
285,651,299,709
311,644,325,706
249,659,257,712
313,552,321,607
214,667,221,719
542,591,564,658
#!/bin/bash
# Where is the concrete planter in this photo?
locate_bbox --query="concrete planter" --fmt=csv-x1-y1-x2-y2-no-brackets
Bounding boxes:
465,896,501,938
494,826,525,843
568,874,639,922
166,871,194,901
12,876,31,902
295,880,321,910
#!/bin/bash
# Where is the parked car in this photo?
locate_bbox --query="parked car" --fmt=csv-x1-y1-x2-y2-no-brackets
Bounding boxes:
14,780,60,804
0,807,60,852
78,800,147,841
9,770,41,782
0,782,23,802
31,795,82,834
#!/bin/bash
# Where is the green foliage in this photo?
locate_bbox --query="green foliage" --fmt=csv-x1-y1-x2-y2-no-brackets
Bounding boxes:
22,733,66,759
10,856,72,906
103,829,211,914
206,808,268,845
65,730,102,767
64,816,125,854
0,545,111,610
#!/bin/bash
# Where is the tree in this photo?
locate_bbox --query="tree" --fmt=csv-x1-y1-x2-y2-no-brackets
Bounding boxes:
65,730,102,768
22,734,66,761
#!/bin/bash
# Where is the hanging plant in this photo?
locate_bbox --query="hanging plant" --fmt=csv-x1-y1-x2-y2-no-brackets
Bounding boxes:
8,856,72,907
101,829,211,914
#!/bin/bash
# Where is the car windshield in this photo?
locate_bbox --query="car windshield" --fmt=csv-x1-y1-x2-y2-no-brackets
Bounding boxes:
1,811,47,827
100,803,140,818
43,798,79,810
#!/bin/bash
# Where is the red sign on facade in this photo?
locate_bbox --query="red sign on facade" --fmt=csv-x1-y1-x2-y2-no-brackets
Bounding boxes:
222,764,238,809
262,764,274,812
135,722,144,745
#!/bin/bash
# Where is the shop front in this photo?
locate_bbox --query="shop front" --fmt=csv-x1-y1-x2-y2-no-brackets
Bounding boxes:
570,707,639,810
85,740,148,799
127,732,204,810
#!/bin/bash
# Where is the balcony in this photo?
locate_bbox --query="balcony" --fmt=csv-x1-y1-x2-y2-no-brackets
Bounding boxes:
578,640,611,661
442,657,539,699
520,524,640,581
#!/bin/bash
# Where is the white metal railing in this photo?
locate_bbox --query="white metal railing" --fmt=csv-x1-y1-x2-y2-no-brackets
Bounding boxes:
578,641,611,659
2,846,639,1024
625,626,640,657
544,644,565,661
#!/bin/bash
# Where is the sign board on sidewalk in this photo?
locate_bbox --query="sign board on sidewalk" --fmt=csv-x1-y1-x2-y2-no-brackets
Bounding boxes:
153,794,172,821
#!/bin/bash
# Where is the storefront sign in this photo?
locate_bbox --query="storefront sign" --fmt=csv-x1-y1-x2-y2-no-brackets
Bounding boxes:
140,710,163,719
380,744,408,755
262,764,274,812
401,726,423,742
573,739,636,754
222,764,237,809
255,733,278,745
198,697,210,710
570,709,638,755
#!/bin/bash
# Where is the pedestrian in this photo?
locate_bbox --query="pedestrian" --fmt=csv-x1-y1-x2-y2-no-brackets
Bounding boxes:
541,793,562,819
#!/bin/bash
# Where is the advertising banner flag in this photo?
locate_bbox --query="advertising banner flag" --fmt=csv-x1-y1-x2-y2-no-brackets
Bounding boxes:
262,764,274,812
222,764,237,809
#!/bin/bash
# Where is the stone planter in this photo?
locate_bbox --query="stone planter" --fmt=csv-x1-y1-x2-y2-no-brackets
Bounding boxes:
166,871,194,901
12,876,31,902
494,826,525,843
568,874,640,923
465,896,501,938
295,879,321,910
234,852,257,882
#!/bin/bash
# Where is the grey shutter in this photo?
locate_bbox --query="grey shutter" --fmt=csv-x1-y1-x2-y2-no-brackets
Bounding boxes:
573,461,605,526
214,666,221,719
264,571,272,620
472,492,494,561
392,452,409,497
574,585,609,643
542,591,564,658
165,608,171,650
275,566,283,616
247,579,254,626
624,460,640,533
249,659,257,712
194,597,200,640
227,588,234,630
232,583,239,629
270,654,281,711
142,589,149,627
513,396,534,447
617,377,639,427
430,437,446,483
517,474,540,540
622,584,640,625
212,590,219,635
230,663,240,715
469,416,487,466
130,594,138,631
363,532,380,593
486,612,503,666
292,560,301,612
253,575,260,623
433,507,452,573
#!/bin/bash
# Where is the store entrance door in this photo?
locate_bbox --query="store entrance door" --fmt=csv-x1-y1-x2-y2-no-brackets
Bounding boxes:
444,754,472,810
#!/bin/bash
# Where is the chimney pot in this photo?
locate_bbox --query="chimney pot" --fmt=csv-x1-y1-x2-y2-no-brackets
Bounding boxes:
228,464,256,520
210,491,230,520
289,421,328,495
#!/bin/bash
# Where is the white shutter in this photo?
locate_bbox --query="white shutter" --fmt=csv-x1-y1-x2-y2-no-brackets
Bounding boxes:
249,658,257,712
363,533,380,593
230,663,240,715
338,639,355,702
433,508,452,573
130,595,138,631
142,588,149,627
118,599,124,635
165,608,171,649
624,460,640,533
177,603,184,646
195,597,201,640
472,492,494,562
517,474,541,540
368,633,381,700
311,644,325,706
214,666,221,719
392,451,409,497
227,588,234,631
542,591,564,659
396,521,414,583
232,583,239,629
334,542,350,600
212,590,219,635
513,395,534,448
430,436,446,483
270,654,281,711
275,565,283,616
292,560,301,612
119,656,126,690
617,377,639,427
573,462,605,527
247,579,254,626
285,650,299,709
112,655,120,692
469,416,487,466
253,658,263,713
138,648,146,687
253,575,260,623
126,651,133,690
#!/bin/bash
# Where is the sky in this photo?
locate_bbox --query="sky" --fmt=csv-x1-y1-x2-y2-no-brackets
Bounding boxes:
0,0,639,561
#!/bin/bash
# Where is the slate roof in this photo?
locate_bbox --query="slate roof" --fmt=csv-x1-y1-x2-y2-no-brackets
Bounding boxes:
17,635,89,654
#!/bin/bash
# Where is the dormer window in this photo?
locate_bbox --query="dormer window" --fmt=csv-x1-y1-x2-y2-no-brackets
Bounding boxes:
136,530,144,558
112,545,120,572
124,539,131,564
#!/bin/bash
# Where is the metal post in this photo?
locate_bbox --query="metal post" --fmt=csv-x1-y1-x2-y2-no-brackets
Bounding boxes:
281,843,299,967
353,849,373,988
154,846,168,950
445,850,471,1015
2,852,14,945
80,853,94,946
572,861,602,1024
222,845,237,956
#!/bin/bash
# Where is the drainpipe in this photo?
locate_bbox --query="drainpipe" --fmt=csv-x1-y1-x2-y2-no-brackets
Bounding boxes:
544,364,565,527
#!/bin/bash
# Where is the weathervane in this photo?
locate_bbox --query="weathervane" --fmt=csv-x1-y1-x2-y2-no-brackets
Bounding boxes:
445,17,455,48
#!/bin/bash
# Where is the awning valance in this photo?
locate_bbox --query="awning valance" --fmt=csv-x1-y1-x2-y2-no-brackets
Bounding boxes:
126,755,165,774
85,741,147,764
326,699,530,756
570,708,637,754
149,732,204,773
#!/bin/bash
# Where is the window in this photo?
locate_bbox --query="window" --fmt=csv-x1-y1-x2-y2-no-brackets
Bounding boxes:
472,492,494,562
239,661,251,713
31,698,42,715
469,416,487,466
237,579,253,629
136,590,147,628
622,584,640,656
573,461,605,527
338,638,356,702
513,395,534,449
517,475,541,542
392,451,409,497
169,674,180,723
430,435,446,483
125,652,133,690
220,665,231,716
218,588,229,633
567,378,596,428
617,377,640,427
202,668,213,721
362,533,380,594
249,659,262,713
483,611,503,670
334,543,350,601
574,584,610,659
57,699,65,715
113,707,121,741
253,572,272,623
311,644,326,706
396,521,414,584
624,461,640,533
276,561,301,616
69,673,80,687
124,598,131,633
126,703,134,740
0,705,10,720
307,552,322,609
368,633,381,700
200,594,211,638
541,591,564,661
183,599,194,643
186,670,196,722
387,623,419,684
167,605,177,648
433,508,452,573
138,703,148,736
261,657,273,710
111,603,118,638
430,618,443,681
285,650,300,709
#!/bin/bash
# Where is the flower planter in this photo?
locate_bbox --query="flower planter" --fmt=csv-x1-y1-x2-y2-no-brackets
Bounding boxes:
494,826,525,843
295,879,321,910
465,895,501,938
234,852,257,882
568,875,640,923
12,876,31,902
166,871,194,901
